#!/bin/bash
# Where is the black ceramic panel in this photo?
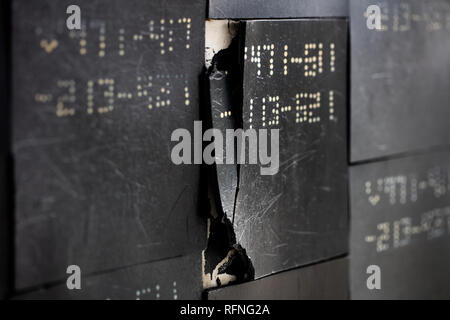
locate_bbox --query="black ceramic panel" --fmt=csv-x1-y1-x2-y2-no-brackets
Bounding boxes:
209,71,238,218
209,0,348,19
0,0,10,299
235,19,348,278
0,0,8,154
12,0,205,290
350,0,450,162
17,254,202,300
207,258,349,300
0,157,7,299
350,150,450,299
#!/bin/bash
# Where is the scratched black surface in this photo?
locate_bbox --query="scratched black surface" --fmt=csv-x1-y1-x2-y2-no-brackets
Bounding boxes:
350,0,450,162
208,0,348,19
0,0,8,155
207,258,349,300
12,0,205,290
350,150,450,299
208,71,238,218
16,254,202,300
0,0,10,299
235,20,348,279
0,157,7,299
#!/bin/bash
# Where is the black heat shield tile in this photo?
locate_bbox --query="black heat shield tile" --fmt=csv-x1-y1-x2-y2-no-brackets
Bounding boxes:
0,0,10,299
15,254,202,300
208,70,239,218
0,0,8,156
0,156,7,299
208,0,349,19
350,0,450,162
350,150,450,299
235,19,349,279
207,258,349,300
12,0,205,290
